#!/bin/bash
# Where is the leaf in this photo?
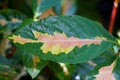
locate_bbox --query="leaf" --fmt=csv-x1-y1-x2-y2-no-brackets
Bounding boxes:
88,56,117,80
61,0,76,15
31,0,60,18
74,63,93,80
0,9,27,33
0,56,11,65
17,46,48,79
9,15,116,63
0,64,17,78
92,50,115,64
39,8,55,19
48,61,66,80
95,62,116,80
0,56,18,79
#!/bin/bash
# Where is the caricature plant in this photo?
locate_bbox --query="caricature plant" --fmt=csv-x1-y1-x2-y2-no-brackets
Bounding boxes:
0,0,120,80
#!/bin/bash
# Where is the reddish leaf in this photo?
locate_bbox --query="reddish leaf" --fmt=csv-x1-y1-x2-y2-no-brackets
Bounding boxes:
95,62,116,80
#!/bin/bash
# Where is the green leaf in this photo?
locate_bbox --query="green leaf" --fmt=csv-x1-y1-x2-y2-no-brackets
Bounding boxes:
0,9,27,33
73,63,93,80
0,64,17,78
14,19,34,32
48,61,66,80
92,50,115,64
9,15,116,64
31,0,60,18
61,0,76,15
0,57,17,80
0,56,18,79
17,46,48,79
0,56,11,65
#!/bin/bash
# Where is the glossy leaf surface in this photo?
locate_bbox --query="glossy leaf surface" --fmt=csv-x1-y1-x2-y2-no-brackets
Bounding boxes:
9,15,116,63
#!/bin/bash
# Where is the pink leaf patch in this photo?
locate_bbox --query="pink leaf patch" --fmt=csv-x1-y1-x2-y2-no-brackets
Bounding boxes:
9,31,106,55
33,31,106,54
96,62,116,80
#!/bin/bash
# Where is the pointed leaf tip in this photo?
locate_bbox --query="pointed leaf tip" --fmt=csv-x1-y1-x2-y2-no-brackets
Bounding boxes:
95,62,116,80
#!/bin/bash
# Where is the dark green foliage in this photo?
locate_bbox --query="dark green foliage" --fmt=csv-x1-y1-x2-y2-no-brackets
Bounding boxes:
0,0,120,79
0,9,27,33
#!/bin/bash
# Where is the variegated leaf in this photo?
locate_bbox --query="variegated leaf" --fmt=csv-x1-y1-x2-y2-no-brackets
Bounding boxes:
95,62,116,80
8,15,116,63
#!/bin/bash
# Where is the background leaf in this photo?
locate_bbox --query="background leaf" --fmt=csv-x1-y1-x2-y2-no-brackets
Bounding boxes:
9,15,116,64
73,63,93,80
0,65,17,80
0,9,27,33
31,0,61,18
16,46,48,79
0,56,18,80
88,55,117,80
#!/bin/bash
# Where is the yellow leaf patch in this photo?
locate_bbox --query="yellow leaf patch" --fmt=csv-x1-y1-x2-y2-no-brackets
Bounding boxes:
9,35,38,44
32,56,40,72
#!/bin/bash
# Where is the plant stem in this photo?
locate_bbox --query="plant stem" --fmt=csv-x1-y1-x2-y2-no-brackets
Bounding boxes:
108,0,118,34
